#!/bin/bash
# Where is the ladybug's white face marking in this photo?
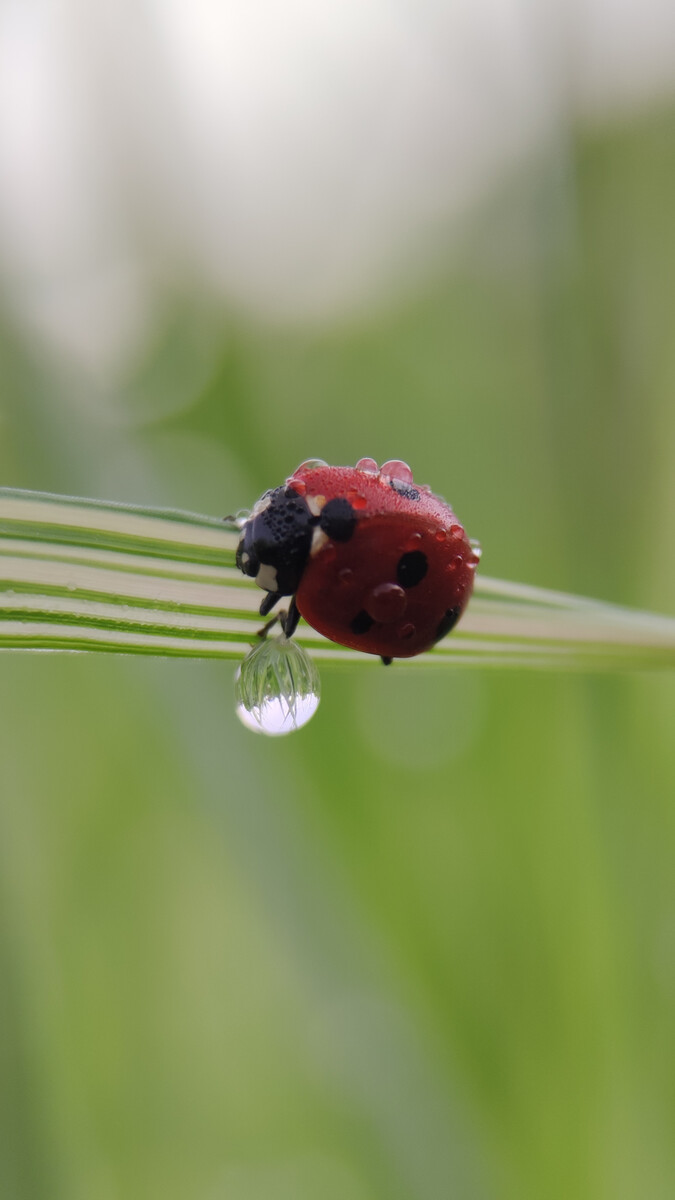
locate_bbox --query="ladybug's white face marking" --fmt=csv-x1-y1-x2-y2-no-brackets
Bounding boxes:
311,527,329,556
256,562,278,593
306,494,326,517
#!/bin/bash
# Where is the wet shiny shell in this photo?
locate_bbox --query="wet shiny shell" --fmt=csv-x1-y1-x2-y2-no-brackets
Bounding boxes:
287,463,476,659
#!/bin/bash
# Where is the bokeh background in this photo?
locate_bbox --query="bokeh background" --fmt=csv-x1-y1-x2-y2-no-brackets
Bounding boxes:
1,4,675,1198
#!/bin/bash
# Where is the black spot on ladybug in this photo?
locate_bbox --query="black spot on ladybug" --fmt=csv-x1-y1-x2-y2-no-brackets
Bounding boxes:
350,609,375,635
389,479,420,501
397,550,428,588
320,497,357,542
435,606,462,642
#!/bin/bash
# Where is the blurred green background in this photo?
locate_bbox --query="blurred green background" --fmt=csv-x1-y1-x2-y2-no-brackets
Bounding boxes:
1,16,675,1199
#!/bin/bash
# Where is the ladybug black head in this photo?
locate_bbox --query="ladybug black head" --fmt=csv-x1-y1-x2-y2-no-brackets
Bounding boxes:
236,485,315,598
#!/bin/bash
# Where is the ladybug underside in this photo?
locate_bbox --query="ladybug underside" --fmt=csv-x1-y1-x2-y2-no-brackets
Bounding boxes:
236,461,478,662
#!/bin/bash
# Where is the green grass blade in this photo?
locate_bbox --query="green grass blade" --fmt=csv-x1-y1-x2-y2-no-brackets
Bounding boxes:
1,488,673,670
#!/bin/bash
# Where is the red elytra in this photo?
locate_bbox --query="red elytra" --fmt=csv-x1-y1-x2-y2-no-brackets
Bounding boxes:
285,461,478,659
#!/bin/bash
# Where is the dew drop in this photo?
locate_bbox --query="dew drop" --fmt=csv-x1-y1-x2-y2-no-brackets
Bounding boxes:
402,531,423,552
296,458,327,472
397,622,416,640
446,553,465,573
235,635,321,736
435,529,448,543
287,477,307,496
364,582,407,623
450,523,465,539
338,567,354,584
380,459,414,484
320,541,337,564
355,457,379,473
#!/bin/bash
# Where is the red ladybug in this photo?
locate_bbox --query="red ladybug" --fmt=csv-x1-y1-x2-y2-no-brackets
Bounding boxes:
236,458,479,663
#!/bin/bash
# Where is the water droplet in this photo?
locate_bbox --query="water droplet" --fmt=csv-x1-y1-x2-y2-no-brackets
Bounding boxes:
435,529,447,543
235,635,321,736
450,523,465,539
320,541,337,564
355,457,379,473
397,622,416,640
296,458,327,472
470,539,482,562
403,531,423,551
286,477,307,496
364,582,407,623
338,567,354,585
449,553,466,573
380,459,414,484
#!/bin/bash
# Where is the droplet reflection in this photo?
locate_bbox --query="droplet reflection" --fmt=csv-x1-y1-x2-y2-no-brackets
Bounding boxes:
235,634,321,736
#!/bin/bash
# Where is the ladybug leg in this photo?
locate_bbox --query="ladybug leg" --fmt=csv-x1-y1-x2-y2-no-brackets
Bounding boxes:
256,590,283,637
257,614,280,638
256,592,300,640
259,590,282,618
255,597,297,643
380,656,393,666
280,596,300,639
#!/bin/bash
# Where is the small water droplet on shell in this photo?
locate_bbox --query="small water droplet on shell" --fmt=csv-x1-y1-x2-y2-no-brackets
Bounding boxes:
355,457,379,473
397,622,416,640
364,582,407,623
380,459,414,484
296,458,327,472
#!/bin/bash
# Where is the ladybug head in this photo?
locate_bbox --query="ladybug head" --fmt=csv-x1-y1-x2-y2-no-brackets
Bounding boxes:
236,485,315,598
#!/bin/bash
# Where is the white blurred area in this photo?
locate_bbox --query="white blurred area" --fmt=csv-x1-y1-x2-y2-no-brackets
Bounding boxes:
0,0,674,377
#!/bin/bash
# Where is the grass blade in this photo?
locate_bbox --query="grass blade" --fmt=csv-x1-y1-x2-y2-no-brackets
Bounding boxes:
0,488,673,670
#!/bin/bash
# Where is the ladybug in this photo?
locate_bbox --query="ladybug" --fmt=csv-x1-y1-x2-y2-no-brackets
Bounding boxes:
235,458,480,663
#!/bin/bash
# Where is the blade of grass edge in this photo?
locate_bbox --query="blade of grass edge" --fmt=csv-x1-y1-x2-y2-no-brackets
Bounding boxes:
0,488,673,670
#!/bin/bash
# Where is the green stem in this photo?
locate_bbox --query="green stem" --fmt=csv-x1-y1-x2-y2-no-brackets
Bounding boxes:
0,488,673,670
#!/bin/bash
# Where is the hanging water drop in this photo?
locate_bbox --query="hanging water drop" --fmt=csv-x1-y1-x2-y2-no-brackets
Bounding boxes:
235,634,321,736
